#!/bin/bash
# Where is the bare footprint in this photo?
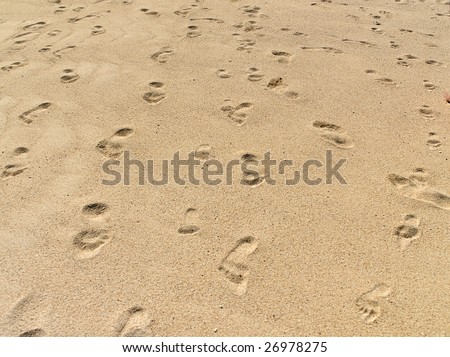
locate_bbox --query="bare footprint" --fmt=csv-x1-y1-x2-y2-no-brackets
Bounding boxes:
96,127,135,158
143,81,166,105
419,105,438,119
187,25,201,38
300,46,343,54
18,102,52,124
178,208,200,235
388,169,450,210
271,50,293,63
1,61,28,72
115,306,153,337
73,228,112,260
1,164,28,179
19,328,45,337
236,39,256,52
82,202,109,218
395,214,420,252
356,284,391,324
194,144,214,160
221,101,253,125
60,69,79,83
241,153,264,187
140,8,160,16
365,69,397,86
151,47,174,63
426,132,443,150
423,80,438,91
219,236,259,295
312,120,354,149
91,25,105,35
247,67,264,82
216,69,231,79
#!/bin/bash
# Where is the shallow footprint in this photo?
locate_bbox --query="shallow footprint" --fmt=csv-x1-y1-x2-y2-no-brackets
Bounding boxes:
178,208,200,235
82,202,109,218
241,153,264,187
60,69,79,83
151,47,174,63
388,169,450,210
356,283,391,324
219,236,259,295
247,67,264,82
312,120,354,149
73,229,112,260
18,102,52,124
426,132,443,150
216,69,231,79
91,25,105,35
1,164,28,179
271,50,293,63
419,105,437,119
394,214,420,252
221,101,253,125
96,127,135,158
1,61,27,72
19,328,45,337
116,306,152,337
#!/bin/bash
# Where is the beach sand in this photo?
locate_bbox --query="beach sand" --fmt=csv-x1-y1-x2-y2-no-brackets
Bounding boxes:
0,0,449,336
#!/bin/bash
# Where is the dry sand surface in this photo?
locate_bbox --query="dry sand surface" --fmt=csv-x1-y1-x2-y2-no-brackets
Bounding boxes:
0,0,449,337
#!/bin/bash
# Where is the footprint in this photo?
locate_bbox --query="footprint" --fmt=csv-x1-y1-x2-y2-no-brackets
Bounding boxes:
23,21,46,31
419,105,437,119
394,214,420,252
53,45,76,58
234,20,262,32
356,284,391,324
1,61,27,72
300,46,343,54
187,25,201,38
365,69,397,86
425,59,443,66
174,5,194,17
236,39,256,52
241,153,264,187
91,25,105,35
140,8,160,16
194,144,214,160
96,127,135,159
39,45,52,53
293,31,308,37
219,236,259,296
18,102,52,124
178,208,200,235
271,50,293,63
143,81,166,105
47,29,61,36
82,202,109,218
13,147,30,156
1,164,29,179
342,38,376,47
247,67,264,82
190,17,224,24
221,101,253,125
388,169,450,210
73,229,112,260
151,47,174,63
60,69,79,83
116,306,153,337
427,132,443,150
240,5,266,18
68,14,99,24
267,77,299,100
216,69,231,79
19,328,45,337
423,80,438,91
389,40,399,49
312,120,354,149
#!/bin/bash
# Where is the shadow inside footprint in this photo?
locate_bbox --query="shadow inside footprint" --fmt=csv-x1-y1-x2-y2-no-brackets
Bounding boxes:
73,229,112,260
219,236,258,295
312,120,354,149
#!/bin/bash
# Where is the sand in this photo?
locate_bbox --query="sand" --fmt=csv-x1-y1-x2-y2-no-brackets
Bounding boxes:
0,0,449,337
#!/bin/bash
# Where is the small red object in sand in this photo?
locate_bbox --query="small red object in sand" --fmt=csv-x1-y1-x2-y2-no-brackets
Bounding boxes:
445,93,450,104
